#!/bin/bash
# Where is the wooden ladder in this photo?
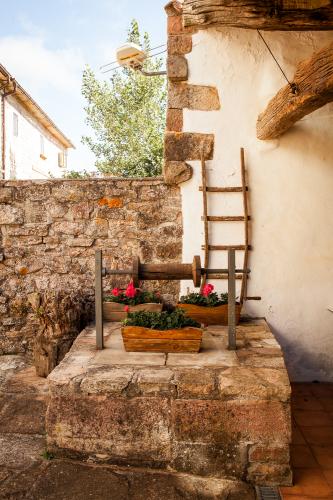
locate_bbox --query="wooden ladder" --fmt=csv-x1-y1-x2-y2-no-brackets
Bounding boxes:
200,147,259,304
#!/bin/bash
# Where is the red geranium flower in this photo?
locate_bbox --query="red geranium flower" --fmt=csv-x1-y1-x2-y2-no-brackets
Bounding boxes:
124,305,130,312
202,284,214,297
112,288,121,297
125,281,137,298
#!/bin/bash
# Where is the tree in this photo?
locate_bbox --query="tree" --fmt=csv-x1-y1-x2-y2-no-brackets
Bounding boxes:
81,20,166,177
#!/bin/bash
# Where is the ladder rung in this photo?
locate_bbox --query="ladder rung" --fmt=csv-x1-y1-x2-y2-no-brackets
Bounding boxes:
202,245,251,251
199,187,248,193
203,216,250,222
207,274,244,280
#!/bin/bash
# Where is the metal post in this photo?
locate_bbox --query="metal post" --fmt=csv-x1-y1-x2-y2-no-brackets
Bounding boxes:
228,249,237,351
95,250,104,350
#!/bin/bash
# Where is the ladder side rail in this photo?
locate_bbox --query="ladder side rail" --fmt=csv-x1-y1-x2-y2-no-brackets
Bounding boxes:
228,249,237,351
201,150,209,290
240,147,250,305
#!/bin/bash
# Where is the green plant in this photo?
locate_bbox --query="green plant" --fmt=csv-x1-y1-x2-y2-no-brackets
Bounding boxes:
63,170,93,179
123,309,200,330
42,450,54,461
180,284,229,307
104,282,161,306
81,20,166,177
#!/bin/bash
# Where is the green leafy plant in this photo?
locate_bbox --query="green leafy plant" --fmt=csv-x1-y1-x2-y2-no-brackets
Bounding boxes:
180,284,229,307
42,450,54,461
81,19,166,177
104,282,162,306
63,170,93,179
123,309,200,330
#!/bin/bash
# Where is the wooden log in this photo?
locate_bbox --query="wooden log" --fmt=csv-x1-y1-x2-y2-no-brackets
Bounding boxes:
183,0,333,31
257,41,333,140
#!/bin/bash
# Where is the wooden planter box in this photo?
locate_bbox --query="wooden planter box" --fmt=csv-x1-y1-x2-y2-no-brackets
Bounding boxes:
103,302,163,322
121,326,203,353
177,303,241,326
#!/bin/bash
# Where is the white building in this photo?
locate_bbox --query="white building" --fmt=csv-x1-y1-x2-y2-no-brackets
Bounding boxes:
0,63,74,180
164,1,333,382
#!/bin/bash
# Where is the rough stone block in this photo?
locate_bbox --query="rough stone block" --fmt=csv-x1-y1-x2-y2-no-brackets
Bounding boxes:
167,56,188,81
67,238,95,247
169,82,220,111
166,108,183,132
171,400,291,443
168,15,183,35
249,444,290,464
168,34,192,55
218,367,291,402
174,369,216,399
3,223,49,237
135,368,174,396
171,441,248,478
164,132,214,161
165,1,183,17
47,395,171,463
0,206,24,224
247,463,293,487
80,368,134,395
0,188,13,203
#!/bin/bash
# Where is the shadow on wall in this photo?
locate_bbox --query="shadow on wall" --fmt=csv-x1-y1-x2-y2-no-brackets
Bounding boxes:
30,289,94,378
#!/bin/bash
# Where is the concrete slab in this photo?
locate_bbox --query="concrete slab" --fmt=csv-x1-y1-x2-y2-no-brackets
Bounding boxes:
167,331,239,367
92,329,166,366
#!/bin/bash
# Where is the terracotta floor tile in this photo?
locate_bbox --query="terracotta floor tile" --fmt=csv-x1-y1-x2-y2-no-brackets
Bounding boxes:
311,445,333,468
280,467,333,497
301,427,333,445
292,424,307,445
292,395,325,411
282,496,333,500
318,398,333,412
293,410,333,428
323,470,333,489
311,385,333,398
291,445,318,468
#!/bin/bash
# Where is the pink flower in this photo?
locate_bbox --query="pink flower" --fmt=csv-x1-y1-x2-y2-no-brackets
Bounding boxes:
124,305,130,313
202,284,214,297
112,288,121,297
125,281,137,298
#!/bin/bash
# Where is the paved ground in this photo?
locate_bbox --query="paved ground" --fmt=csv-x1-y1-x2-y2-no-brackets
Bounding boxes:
2,353,333,499
280,382,333,499
0,354,255,500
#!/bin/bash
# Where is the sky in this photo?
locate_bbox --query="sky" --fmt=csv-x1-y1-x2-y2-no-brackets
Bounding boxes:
0,0,167,171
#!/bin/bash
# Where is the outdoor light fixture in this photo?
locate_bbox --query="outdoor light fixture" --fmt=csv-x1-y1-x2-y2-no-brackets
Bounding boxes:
115,42,167,77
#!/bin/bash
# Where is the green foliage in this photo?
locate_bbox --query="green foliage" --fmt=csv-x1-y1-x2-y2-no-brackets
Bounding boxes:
63,170,93,179
123,309,201,330
42,450,54,461
179,292,229,307
81,19,166,177
104,290,161,306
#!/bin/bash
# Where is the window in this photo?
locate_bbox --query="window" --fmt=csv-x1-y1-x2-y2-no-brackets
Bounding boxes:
13,113,18,137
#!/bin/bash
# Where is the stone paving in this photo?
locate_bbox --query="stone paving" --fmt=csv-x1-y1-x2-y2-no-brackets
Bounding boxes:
0,352,256,499
46,320,291,492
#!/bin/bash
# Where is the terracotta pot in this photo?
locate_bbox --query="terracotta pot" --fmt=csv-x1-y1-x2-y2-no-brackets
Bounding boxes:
121,326,202,353
177,303,241,326
103,302,163,322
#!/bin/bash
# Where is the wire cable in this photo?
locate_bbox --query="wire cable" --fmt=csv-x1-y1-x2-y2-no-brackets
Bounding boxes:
257,30,298,94
101,49,167,74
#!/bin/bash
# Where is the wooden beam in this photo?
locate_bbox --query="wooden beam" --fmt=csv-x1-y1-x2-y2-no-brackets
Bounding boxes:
257,41,333,140
183,0,333,31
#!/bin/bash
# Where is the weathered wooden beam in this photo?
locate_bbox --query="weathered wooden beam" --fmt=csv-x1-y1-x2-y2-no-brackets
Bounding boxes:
257,41,333,140
183,0,333,30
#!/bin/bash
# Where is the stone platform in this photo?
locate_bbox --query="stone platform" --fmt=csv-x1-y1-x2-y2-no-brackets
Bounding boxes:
46,320,292,493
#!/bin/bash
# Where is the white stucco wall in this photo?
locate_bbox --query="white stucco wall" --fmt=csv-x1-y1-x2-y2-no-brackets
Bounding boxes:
181,28,333,381
4,96,67,179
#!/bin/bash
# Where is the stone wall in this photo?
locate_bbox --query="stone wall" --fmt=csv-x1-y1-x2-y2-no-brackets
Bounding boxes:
0,178,182,357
